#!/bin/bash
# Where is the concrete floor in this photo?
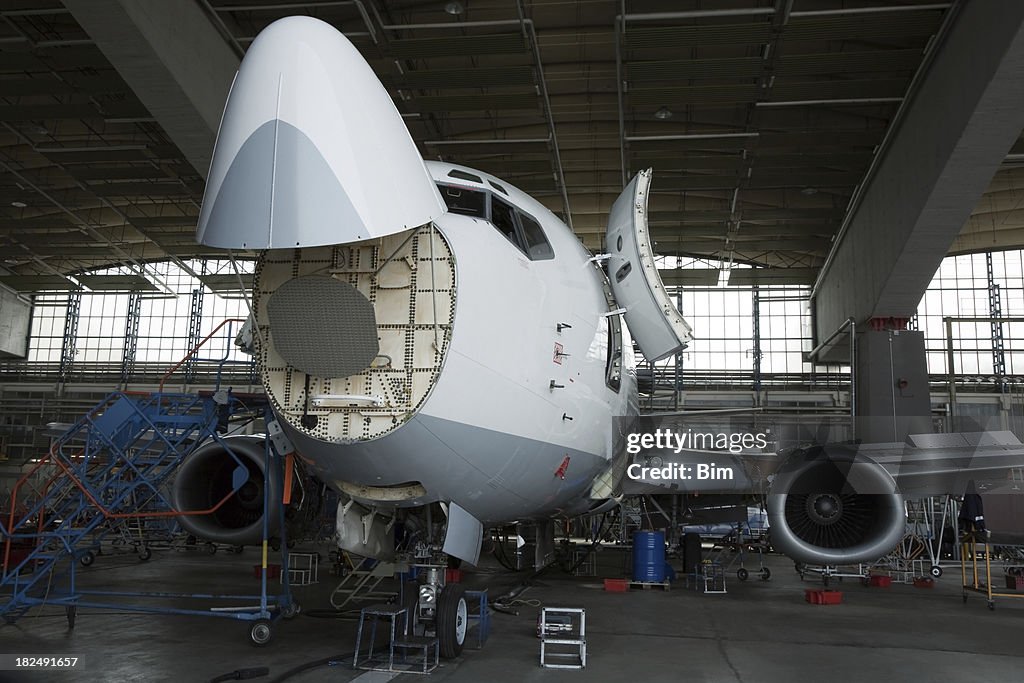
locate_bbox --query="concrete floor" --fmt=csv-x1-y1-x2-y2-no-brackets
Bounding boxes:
2,545,1023,682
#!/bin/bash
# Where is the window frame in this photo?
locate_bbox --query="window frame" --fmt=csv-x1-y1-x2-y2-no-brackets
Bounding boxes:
517,210,555,261
489,195,527,254
435,182,555,262
603,282,623,393
437,182,489,219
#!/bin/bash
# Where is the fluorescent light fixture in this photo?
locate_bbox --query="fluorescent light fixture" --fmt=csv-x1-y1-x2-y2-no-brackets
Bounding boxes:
625,132,759,142
424,137,550,145
757,98,903,107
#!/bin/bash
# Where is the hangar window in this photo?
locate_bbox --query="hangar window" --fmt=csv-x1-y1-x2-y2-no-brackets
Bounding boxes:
437,184,487,218
518,212,554,260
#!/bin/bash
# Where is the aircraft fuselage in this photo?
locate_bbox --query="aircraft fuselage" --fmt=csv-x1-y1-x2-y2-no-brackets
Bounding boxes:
253,161,637,525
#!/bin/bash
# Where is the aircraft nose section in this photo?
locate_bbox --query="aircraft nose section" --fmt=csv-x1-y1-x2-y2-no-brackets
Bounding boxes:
197,16,444,250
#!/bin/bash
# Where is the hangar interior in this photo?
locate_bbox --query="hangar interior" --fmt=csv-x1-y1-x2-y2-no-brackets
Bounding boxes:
2,1,1024,681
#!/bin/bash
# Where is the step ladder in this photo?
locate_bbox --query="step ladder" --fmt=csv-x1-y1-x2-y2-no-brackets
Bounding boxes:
0,391,226,622
330,560,400,609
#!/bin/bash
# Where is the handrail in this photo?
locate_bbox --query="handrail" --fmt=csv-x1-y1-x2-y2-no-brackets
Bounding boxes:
47,453,241,520
2,441,246,575
158,317,247,392
1,389,246,575
807,316,856,361
3,442,64,573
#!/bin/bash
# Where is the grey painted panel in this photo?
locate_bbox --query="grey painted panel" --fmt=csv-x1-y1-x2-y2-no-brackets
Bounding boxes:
0,287,29,358
282,411,606,525
201,120,362,249
203,119,274,249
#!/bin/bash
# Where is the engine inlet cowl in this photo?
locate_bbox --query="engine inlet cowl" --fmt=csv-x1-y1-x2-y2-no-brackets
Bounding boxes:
766,447,906,566
172,435,281,546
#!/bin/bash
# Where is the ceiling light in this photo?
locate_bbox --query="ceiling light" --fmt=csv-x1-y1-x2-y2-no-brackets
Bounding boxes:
800,187,818,196
444,1,464,15
653,106,673,120
10,201,27,208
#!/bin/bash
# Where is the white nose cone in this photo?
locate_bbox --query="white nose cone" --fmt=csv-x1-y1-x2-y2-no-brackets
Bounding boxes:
197,16,445,250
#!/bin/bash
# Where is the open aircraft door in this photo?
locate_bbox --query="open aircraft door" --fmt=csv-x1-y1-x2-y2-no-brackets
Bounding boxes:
605,169,693,361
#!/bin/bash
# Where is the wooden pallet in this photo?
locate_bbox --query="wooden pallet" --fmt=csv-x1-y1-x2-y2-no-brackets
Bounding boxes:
628,580,671,591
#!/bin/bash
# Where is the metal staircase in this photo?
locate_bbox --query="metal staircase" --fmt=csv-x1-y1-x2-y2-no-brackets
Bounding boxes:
0,391,225,622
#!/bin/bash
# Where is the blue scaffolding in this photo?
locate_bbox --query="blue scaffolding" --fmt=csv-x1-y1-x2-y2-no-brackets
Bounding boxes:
1,322,296,644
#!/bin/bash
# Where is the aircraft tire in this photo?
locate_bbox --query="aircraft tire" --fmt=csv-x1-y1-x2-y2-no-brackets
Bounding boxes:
437,583,468,659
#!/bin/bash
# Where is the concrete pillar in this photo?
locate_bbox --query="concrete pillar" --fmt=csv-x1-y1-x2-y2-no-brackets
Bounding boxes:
0,286,30,359
855,329,932,444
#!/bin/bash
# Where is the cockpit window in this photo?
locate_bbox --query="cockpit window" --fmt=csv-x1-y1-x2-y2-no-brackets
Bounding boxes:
518,212,554,260
447,169,483,184
490,198,524,250
438,184,487,218
488,180,509,196
437,180,555,261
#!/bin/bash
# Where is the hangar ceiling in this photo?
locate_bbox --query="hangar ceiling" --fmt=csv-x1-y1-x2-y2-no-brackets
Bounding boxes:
0,0,1021,291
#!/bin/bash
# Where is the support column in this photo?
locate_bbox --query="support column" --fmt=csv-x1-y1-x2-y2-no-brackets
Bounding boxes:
752,285,762,395
986,253,1007,391
855,326,932,443
58,291,82,383
121,289,142,386
184,287,205,384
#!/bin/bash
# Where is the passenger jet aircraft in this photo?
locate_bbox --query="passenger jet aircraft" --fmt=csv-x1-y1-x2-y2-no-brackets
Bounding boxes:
179,16,1024,654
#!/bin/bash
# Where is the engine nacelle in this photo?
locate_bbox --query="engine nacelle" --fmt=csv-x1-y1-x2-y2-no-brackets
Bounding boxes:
172,435,281,546
766,446,906,566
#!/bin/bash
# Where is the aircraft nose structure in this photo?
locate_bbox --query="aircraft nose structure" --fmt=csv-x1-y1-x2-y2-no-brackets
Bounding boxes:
197,16,445,250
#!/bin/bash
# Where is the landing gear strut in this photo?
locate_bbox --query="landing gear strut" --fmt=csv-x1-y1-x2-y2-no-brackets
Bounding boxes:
405,547,468,659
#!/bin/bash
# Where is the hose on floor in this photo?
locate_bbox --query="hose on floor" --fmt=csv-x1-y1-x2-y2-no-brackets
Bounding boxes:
207,651,355,683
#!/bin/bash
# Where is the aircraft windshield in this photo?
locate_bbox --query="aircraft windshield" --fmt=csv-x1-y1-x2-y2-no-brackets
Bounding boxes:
436,181,555,261
438,184,487,218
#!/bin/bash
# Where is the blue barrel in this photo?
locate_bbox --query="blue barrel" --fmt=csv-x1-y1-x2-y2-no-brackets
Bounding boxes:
632,530,666,582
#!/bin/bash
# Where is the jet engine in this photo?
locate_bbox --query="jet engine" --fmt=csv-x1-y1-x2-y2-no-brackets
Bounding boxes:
172,435,282,546
766,446,906,566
